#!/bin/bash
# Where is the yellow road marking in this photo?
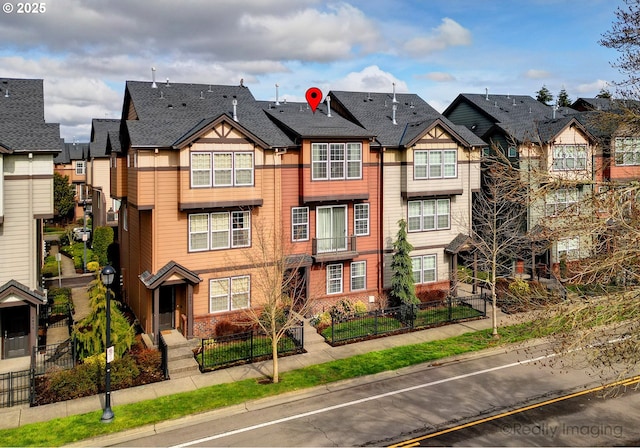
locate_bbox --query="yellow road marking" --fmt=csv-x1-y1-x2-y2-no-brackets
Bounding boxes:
390,375,640,447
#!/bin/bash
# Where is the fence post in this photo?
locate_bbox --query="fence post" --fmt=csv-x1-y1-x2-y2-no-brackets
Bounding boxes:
374,309,379,335
29,369,36,407
250,331,254,362
448,296,453,322
331,314,335,344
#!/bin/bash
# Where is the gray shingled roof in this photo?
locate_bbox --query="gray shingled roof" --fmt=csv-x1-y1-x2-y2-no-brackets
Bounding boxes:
90,119,120,158
124,81,293,148
329,90,485,148
261,100,373,139
54,142,89,164
0,78,62,153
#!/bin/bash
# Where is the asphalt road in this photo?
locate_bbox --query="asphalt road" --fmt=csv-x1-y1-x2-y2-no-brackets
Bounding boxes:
108,342,637,447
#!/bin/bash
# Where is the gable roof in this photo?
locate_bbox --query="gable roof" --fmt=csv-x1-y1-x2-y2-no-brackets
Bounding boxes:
122,81,293,149
89,119,120,158
329,90,484,149
261,100,374,140
0,280,46,306
0,78,63,154
139,260,202,289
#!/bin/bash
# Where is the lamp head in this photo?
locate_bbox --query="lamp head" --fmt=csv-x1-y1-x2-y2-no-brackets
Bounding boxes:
101,265,116,287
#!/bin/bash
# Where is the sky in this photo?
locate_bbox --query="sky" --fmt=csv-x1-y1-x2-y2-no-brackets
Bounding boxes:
0,0,625,141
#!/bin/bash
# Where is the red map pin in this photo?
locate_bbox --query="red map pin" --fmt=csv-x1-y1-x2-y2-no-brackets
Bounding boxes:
305,87,323,113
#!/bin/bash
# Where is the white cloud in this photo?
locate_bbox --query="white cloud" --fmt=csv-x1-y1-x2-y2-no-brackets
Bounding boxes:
524,69,552,79
417,72,456,82
403,18,471,56
329,65,408,92
575,79,610,94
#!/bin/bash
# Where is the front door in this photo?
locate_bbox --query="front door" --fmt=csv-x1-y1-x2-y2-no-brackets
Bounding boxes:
1,306,30,359
159,286,175,331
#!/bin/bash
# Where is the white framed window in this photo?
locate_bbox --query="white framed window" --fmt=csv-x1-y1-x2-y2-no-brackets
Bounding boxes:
354,203,369,236
545,188,579,216
209,275,250,313
557,237,580,260
350,261,366,291
189,211,251,252
407,199,450,232
312,142,362,180
614,137,640,166
414,150,457,179
412,255,437,284
292,207,309,241
552,145,587,171
75,161,85,175
327,264,343,294
508,146,518,158
190,151,254,187
191,153,212,187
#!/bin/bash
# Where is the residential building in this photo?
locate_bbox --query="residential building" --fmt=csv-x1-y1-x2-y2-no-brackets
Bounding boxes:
54,142,89,223
329,90,485,298
0,78,62,360
88,119,121,229
444,93,598,274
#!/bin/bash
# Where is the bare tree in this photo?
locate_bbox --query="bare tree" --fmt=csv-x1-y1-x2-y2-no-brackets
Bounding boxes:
467,151,529,338
240,219,316,384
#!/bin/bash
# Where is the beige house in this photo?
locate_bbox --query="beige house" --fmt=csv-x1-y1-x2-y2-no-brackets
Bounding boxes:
0,78,62,360
88,119,120,229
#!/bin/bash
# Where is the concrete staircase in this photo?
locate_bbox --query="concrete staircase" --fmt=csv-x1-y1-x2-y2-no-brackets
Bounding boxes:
159,330,200,379
293,312,328,354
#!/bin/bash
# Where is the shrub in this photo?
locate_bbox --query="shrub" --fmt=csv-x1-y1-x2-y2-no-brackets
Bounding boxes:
46,362,99,400
508,278,531,297
42,255,59,278
92,226,114,266
86,261,99,272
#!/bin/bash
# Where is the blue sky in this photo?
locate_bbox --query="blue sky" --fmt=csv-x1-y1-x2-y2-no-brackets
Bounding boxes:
0,0,623,140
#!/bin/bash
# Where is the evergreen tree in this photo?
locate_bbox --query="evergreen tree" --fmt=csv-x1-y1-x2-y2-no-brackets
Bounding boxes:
557,88,571,107
54,172,76,223
535,85,553,105
596,87,612,98
388,219,418,307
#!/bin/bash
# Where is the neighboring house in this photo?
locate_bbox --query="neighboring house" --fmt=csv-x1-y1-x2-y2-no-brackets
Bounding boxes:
54,141,89,222
0,78,62,360
329,90,485,297
88,119,121,229
444,93,598,274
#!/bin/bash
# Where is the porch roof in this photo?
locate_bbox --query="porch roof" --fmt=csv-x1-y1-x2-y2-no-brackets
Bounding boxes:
0,280,46,306
139,261,202,290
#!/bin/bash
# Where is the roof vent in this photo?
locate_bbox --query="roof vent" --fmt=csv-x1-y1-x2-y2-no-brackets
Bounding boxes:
513,98,516,106
4,88,8,98
392,104,397,125
367,92,371,101
200,91,204,99
326,95,332,118
208,85,212,93
232,98,238,122
410,101,414,109
159,91,164,99
165,78,170,87
275,84,280,106
485,88,489,100
151,67,157,89
392,82,398,103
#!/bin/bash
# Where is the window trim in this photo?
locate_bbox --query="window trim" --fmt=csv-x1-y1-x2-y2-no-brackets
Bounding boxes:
311,142,363,181
327,263,343,295
407,198,451,232
614,137,640,166
354,203,370,236
188,211,251,252
190,150,254,188
191,152,212,187
414,149,457,180
350,261,366,291
291,206,310,242
75,160,86,175
412,254,437,284
552,144,587,171
209,275,251,313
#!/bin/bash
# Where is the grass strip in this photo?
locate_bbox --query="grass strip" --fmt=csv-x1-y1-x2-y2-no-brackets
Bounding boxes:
0,322,546,447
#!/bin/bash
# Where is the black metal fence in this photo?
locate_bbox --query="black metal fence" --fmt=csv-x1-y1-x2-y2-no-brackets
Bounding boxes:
158,334,169,379
324,294,487,344
0,369,33,408
198,322,305,372
32,338,77,375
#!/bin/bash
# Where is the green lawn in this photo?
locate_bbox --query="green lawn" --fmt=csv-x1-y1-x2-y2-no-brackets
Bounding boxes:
198,335,300,370
0,322,548,447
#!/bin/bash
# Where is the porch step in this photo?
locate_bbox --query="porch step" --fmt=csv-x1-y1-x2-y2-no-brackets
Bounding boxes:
167,356,200,379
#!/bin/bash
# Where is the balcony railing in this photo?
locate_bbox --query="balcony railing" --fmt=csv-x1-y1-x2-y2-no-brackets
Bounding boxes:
312,235,357,262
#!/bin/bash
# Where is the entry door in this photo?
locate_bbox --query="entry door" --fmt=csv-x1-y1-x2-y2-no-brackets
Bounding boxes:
2,307,30,359
159,286,175,331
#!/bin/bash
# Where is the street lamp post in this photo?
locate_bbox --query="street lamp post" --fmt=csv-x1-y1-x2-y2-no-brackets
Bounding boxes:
100,265,116,423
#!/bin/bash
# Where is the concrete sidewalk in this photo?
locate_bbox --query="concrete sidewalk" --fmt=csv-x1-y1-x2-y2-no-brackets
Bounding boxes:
0,303,523,432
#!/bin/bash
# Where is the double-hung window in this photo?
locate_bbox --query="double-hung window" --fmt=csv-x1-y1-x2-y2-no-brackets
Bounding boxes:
414,150,457,179
327,264,343,294
191,151,254,187
545,188,579,216
292,207,309,241
75,161,86,175
412,255,437,284
354,203,369,236
312,142,362,180
350,261,366,291
407,199,450,232
614,137,640,166
557,237,580,261
552,145,587,171
189,211,251,251
209,276,250,313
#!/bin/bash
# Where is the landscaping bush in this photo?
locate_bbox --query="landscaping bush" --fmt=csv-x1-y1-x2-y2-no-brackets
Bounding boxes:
42,255,59,278
92,226,114,266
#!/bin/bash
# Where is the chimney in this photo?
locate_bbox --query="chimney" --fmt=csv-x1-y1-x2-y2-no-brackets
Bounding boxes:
326,95,332,117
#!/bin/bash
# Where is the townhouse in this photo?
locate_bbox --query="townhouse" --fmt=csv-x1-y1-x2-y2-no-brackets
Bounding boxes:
88,119,121,229
54,142,89,223
0,78,62,360
443,93,598,274
329,91,485,298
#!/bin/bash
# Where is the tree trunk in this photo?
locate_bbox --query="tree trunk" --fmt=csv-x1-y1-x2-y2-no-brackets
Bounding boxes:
272,337,279,383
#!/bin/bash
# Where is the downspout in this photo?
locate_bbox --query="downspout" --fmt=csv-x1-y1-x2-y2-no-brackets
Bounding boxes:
378,142,385,297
